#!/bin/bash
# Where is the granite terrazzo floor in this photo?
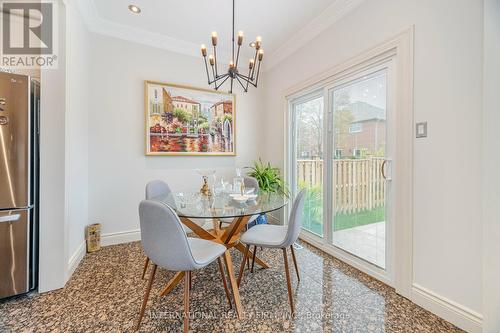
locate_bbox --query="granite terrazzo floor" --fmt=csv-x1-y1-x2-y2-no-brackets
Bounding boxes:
0,241,463,333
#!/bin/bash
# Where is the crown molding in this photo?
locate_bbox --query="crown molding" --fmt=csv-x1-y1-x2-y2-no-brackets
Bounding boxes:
73,0,364,72
264,0,366,71
74,0,231,61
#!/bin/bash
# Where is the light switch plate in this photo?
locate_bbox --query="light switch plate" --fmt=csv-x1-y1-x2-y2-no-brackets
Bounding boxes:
416,122,427,138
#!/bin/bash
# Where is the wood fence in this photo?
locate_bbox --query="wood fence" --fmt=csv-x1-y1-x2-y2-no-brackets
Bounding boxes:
297,158,386,214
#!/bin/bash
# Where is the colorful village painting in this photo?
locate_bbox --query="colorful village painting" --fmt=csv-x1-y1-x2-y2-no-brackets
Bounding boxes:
145,81,235,155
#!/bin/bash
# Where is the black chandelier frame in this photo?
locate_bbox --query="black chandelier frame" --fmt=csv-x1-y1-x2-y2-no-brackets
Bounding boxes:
201,0,263,93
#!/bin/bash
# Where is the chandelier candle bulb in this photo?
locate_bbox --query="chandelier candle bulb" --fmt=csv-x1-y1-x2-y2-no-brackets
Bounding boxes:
237,31,244,45
201,44,207,57
209,55,215,66
258,49,264,61
249,59,254,69
255,36,262,49
211,32,218,46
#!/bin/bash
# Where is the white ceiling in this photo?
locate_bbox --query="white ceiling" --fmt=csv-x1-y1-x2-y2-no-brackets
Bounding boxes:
93,0,335,54
78,0,365,69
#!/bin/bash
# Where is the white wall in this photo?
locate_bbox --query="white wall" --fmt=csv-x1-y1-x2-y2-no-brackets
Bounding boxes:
39,0,90,291
39,1,67,292
87,34,264,240
262,0,483,330
65,0,90,276
482,1,500,332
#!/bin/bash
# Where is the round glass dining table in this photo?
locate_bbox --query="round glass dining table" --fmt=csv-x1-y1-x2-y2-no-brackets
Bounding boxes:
153,191,288,318
159,191,288,219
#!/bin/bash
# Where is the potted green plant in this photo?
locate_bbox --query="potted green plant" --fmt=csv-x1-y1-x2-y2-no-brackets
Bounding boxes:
245,159,289,228
246,159,289,197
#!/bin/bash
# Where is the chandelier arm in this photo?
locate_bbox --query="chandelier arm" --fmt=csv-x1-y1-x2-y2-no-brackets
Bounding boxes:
250,48,258,79
211,65,216,82
244,67,252,91
254,60,262,86
237,73,254,81
235,75,247,92
235,44,241,68
237,74,257,88
213,46,219,78
215,75,230,90
235,73,251,83
209,73,229,85
230,77,234,94
203,58,211,84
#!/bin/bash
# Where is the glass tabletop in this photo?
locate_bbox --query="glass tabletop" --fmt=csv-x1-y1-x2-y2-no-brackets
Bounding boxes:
155,191,288,219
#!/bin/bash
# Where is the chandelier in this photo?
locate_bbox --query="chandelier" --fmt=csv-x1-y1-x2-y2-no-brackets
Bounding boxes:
200,0,264,94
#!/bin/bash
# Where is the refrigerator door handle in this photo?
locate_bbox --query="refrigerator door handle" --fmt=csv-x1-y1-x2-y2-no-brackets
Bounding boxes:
0,214,20,223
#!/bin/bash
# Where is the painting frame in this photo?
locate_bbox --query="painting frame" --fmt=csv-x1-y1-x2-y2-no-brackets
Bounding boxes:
144,80,236,156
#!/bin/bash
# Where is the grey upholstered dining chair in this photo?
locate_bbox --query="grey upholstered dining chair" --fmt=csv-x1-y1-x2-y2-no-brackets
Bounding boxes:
136,200,234,332
142,180,221,285
237,189,306,314
141,180,187,279
145,179,171,201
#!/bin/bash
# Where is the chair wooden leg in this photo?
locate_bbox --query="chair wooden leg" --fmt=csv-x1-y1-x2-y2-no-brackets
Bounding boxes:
217,258,232,309
135,263,157,331
251,246,257,273
283,248,294,314
189,271,192,290
245,226,250,271
290,245,300,281
183,271,190,333
237,245,250,287
141,257,150,280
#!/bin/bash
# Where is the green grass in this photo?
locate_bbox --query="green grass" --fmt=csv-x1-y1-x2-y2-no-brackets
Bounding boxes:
302,206,385,235
333,206,385,231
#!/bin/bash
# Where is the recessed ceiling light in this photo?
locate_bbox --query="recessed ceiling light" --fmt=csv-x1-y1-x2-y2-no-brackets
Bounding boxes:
128,4,141,14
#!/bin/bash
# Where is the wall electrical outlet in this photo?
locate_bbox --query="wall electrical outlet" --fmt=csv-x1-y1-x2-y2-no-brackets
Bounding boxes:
416,122,427,138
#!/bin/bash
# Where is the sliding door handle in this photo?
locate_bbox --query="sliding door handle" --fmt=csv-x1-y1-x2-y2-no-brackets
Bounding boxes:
381,159,392,181
381,160,387,179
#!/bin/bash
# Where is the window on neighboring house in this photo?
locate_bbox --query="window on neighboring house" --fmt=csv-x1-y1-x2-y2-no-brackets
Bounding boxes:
352,148,362,158
335,149,342,159
349,122,363,133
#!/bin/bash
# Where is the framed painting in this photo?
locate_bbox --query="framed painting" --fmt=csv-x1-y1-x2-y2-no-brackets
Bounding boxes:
145,81,236,156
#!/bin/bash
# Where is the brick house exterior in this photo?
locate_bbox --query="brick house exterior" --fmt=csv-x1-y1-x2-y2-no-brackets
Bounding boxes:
336,102,386,158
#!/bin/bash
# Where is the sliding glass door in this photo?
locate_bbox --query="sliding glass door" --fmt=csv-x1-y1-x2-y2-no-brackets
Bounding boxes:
330,70,388,269
291,93,324,237
289,62,394,282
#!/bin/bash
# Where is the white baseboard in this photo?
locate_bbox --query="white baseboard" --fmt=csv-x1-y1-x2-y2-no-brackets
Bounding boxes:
411,284,483,333
66,241,86,281
101,229,141,246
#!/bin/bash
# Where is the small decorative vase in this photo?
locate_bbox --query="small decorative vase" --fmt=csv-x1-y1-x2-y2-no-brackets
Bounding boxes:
200,176,212,196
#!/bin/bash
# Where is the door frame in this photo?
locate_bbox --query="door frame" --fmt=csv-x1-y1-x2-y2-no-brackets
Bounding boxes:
283,28,414,297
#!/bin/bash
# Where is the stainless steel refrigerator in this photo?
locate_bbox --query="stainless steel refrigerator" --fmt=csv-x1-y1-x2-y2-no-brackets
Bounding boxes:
0,72,39,299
